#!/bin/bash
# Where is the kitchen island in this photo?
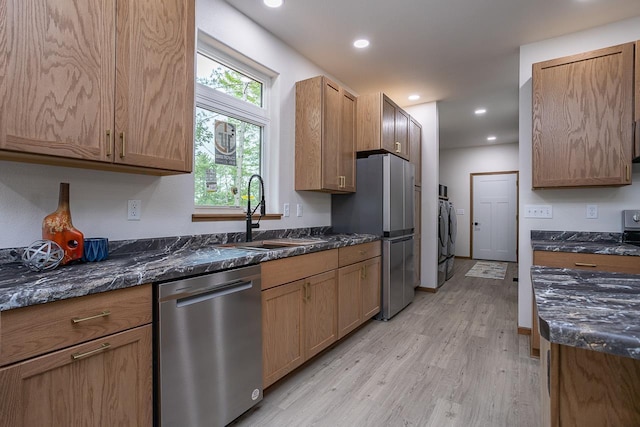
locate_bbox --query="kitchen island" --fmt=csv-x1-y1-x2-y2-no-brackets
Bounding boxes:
531,266,640,426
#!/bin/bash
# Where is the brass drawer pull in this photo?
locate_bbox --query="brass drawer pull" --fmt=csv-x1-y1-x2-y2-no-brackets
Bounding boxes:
574,262,597,268
358,250,366,255
72,310,111,324
71,343,110,360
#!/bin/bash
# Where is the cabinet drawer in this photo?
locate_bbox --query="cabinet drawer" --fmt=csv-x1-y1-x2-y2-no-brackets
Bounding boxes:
261,250,338,290
338,242,381,267
533,251,640,274
0,284,152,366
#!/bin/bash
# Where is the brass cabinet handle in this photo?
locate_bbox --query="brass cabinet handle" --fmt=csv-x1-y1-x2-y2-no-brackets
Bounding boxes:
71,343,110,360
304,282,311,301
360,265,367,280
106,130,112,157
71,310,111,324
119,132,126,158
626,164,631,182
574,262,597,268
395,142,401,153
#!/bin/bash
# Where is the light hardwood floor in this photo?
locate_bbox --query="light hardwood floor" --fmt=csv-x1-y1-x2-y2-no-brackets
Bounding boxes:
233,259,540,426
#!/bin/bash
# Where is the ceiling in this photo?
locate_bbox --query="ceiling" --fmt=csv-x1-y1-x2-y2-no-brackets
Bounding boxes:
225,0,640,150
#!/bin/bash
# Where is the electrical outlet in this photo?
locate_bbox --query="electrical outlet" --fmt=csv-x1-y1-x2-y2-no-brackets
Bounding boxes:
296,204,303,217
586,204,598,219
128,199,141,221
283,203,290,217
524,204,553,218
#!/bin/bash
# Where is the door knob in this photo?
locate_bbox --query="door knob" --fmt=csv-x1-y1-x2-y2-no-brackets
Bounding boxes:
474,222,480,226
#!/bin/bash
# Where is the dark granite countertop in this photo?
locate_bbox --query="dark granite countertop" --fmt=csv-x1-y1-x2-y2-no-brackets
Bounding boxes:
531,266,640,360
530,230,640,256
0,229,379,311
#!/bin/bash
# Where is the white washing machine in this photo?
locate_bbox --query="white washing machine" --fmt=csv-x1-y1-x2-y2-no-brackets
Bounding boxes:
445,201,457,281
437,199,449,287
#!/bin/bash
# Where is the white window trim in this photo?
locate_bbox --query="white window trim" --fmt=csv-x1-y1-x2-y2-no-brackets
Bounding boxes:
194,31,278,215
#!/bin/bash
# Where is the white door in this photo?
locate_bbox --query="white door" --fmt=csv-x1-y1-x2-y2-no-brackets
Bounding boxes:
472,173,517,262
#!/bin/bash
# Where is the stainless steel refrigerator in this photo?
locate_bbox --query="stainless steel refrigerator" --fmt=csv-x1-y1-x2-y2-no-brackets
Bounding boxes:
332,153,415,320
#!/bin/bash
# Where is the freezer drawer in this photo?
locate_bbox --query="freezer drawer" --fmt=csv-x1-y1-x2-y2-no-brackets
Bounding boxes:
379,236,415,320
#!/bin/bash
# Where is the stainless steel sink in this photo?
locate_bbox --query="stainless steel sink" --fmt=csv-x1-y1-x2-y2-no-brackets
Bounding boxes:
221,238,326,251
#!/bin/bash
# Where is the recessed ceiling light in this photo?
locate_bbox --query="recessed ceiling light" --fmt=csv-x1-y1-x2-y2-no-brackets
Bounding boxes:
353,39,370,49
263,0,283,8
487,135,497,141
408,94,420,101
475,108,487,115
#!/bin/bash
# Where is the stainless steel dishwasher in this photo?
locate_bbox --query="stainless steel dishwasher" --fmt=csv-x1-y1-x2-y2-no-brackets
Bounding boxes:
157,265,262,427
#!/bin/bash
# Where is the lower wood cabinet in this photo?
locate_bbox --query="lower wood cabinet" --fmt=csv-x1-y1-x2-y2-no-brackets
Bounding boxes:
262,270,337,388
0,325,152,427
262,279,306,387
338,256,381,339
261,242,381,388
0,284,153,427
540,336,640,427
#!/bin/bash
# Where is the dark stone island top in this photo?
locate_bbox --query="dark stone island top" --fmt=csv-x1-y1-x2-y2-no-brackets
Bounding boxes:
0,228,379,311
530,230,640,256
531,266,640,360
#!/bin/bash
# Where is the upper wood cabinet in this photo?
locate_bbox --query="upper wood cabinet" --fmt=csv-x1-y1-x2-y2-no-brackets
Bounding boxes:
295,76,357,193
358,93,410,160
532,43,634,188
409,117,422,186
0,0,194,174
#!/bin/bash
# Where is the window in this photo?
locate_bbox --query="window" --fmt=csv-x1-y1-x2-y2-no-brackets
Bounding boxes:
194,39,272,211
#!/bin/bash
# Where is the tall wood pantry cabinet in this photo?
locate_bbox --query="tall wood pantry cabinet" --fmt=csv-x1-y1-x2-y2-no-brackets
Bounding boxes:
295,76,357,192
409,117,422,286
532,43,635,188
357,93,410,160
0,0,195,174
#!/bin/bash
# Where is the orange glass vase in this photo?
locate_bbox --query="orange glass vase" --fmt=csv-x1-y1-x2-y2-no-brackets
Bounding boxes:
42,183,84,265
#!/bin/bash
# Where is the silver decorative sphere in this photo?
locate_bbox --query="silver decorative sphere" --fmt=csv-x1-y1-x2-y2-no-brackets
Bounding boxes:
22,240,64,271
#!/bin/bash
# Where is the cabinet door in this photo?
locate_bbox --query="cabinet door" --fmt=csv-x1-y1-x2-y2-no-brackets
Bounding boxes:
532,43,634,188
0,325,152,427
395,108,410,160
635,41,640,159
321,78,342,191
115,0,194,172
361,256,381,319
304,270,338,359
262,281,305,388
340,89,357,192
337,263,362,339
409,118,422,186
414,186,421,287
1,0,115,161
381,96,397,153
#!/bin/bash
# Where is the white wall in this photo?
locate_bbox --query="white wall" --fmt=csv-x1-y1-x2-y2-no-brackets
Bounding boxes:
406,103,439,289
518,16,640,328
0,0,352,249
439,143,519,257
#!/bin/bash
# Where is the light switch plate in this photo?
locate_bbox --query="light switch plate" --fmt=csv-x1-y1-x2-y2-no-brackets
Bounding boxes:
524,204,552,218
